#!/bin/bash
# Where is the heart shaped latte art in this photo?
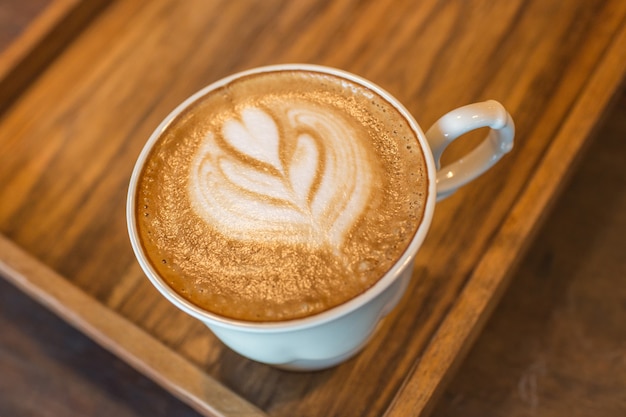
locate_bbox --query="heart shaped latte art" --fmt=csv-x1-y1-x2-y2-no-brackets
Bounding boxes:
188,105,373,251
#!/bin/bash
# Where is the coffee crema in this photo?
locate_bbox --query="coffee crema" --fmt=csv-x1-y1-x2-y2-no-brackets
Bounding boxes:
135,69,428,322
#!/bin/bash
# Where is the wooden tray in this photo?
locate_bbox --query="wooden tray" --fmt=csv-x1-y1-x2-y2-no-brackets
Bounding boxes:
0,0,109,114
1,1,625,416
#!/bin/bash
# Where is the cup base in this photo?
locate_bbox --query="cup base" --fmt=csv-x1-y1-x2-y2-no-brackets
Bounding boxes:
266,316,388,371
271,345,363,372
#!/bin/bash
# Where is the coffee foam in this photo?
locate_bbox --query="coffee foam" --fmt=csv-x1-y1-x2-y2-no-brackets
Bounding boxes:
189,103,373,251
135,70,428,322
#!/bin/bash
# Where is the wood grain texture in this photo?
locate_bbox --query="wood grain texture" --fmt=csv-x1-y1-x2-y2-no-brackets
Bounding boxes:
0,0,111,114
0,276,202,417
0,0,51,51
0,0,624,416
0,235,266,417
431,89,626,417
386,19,626,417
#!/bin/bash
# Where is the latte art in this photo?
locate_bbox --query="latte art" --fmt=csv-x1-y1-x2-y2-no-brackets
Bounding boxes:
189,105,372,250
134,69,428,321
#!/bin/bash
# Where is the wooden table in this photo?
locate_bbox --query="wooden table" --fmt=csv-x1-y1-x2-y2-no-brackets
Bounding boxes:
1,1,625,416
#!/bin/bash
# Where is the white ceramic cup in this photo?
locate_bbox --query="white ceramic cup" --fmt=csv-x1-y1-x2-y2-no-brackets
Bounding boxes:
127,64,514,371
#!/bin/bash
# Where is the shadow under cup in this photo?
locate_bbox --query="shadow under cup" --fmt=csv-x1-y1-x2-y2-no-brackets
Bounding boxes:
127,64,438,371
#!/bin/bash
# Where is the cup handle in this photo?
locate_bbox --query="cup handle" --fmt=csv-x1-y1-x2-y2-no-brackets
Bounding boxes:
425,100,515,200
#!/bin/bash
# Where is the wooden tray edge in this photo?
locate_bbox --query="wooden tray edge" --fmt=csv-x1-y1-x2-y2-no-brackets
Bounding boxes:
0,234,267,417
385,18,626,417
1,8,624,416
0,0,111,115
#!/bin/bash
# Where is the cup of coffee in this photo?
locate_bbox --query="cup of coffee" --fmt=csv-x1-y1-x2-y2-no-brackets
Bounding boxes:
127,64,514,370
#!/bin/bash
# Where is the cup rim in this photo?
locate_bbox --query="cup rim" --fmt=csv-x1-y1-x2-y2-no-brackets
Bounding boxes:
126,63,437,333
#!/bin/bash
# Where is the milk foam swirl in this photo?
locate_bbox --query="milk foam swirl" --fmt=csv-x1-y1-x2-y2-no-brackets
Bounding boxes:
135,70,428,321
188,105,372,250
